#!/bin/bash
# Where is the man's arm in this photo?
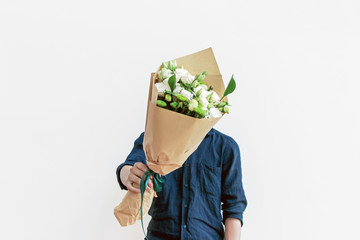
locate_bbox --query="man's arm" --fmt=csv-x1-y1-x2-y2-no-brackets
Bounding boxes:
225,217,242,240
116,132,152,192
221,137,247,239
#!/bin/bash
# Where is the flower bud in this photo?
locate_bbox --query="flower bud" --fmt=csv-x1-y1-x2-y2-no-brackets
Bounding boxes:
188,99,198,111
191,80,199,88
162,62,168,69
217,102,227,108
160,68,172,80
175,94,188,102
196,88,203,97
197,74,206,81
168,60,177,71
165,94,172,102
170,102,179,109
224,105,230,114
157,100,167,108
168,60,174,71
207,92,214,102
194,107,208,118
198,81,206,85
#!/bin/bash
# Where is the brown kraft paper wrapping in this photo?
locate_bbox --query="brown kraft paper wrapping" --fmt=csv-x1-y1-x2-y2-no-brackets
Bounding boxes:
114,186,154,227
114,47,228,227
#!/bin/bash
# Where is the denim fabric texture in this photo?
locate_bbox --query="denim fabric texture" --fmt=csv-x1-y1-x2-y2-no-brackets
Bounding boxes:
116,128,247,240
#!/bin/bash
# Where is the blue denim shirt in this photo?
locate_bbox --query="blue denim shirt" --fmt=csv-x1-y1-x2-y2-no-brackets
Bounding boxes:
116,128,247,240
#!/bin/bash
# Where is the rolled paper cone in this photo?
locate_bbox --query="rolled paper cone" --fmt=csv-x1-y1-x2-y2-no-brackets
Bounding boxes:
114,184,155,227
145,48,226,175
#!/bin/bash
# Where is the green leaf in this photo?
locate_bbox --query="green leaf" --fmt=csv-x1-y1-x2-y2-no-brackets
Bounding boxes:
168,74,176,92
221,74,236,100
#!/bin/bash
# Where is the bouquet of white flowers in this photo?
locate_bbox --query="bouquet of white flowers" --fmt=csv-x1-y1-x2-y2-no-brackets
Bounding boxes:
114,48,237,238
155,60,234,119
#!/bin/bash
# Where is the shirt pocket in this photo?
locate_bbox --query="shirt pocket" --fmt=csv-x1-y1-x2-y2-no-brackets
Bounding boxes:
197,162,222,199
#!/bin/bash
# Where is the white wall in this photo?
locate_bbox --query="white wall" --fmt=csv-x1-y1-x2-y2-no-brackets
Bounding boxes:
1,0,359,239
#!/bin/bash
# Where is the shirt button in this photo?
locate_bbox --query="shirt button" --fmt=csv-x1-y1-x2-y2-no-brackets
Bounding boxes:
184,204,188,208
183,224,187,229
184,184,188,188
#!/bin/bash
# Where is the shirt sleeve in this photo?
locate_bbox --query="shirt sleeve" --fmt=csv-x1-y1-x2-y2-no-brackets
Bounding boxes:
116,132,147,190
221,136,247,226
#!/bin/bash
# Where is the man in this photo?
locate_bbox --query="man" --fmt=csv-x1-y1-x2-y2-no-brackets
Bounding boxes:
116,128,247,240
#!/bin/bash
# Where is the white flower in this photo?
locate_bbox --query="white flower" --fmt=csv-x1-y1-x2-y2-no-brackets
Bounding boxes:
158,68,173,81
155,82,170,97
195,86,204,93
209,107,223,118
224,105,230,113
188,99,198,111
199,94,209,110
180,89,193,101
162,79,183,94
202,90,212,98
173,85,182,94
193,86,203,94
168,60,177,71
175,68,195,84
194,86,212,99
209,91,221,104
199,84,208,90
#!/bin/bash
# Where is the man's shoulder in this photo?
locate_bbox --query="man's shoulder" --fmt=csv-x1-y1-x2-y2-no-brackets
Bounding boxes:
211,128,240,148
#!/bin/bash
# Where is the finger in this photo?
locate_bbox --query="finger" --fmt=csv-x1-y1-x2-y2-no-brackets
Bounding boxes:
126,182,140,193
148,179,153,188
134,162,149,173
132,175,152,189
130,166,147,179
128,181,150,193
128,173,141,186
132,183,151,192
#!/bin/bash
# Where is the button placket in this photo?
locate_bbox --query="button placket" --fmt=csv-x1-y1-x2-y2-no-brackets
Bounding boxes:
181,160,190,239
